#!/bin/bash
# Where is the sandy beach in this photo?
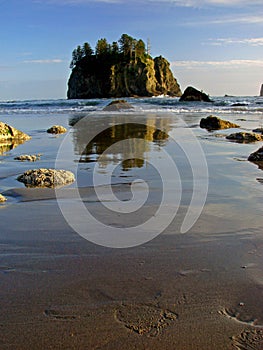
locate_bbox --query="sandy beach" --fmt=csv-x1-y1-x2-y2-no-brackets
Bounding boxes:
0,104,263,349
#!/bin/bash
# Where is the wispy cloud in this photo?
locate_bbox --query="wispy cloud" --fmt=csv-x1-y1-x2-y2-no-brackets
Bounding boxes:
172,59,263,69
33,0,263,6
207,37,263,46
23,59,64,64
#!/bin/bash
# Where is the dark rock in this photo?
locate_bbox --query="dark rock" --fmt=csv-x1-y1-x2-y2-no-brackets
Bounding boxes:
67,55,181,99
179,86,211,102
200,115,239,130
260,84,263,97
231,103,248,107
226,132,263,143
253,128,263,134
248,146,263,162
103,100,134,111
17,168,75,188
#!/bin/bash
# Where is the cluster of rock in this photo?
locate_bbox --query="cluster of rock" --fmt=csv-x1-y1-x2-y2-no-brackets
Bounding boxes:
0,122,74,201
17,169,75,188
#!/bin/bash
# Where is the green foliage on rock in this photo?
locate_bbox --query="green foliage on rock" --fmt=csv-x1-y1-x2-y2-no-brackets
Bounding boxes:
67,34,181,99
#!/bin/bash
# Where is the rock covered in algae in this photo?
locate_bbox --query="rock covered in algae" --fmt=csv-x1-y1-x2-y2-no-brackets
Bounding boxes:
0,194,7,202
200,115,239,130
17,168,75,188
226,132,263,143
0,121,31,141
47,125,67,134
14,154,41,162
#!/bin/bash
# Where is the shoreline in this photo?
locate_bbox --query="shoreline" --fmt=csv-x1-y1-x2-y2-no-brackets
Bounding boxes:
0,107,263,348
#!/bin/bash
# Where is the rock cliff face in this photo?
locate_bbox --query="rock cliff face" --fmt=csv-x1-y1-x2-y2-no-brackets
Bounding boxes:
67,55,181,99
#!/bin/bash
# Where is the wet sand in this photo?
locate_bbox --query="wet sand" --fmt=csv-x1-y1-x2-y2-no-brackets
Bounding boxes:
0,188,263,349
0,112,263,349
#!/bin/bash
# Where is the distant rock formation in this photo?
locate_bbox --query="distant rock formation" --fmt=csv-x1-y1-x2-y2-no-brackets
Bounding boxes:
67,35,181,99
179,86,211,102
68,55,181,99
260,84,263,97
200,115,239,130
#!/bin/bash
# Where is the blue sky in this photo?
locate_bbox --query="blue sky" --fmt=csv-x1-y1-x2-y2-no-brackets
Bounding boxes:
0,0,263,100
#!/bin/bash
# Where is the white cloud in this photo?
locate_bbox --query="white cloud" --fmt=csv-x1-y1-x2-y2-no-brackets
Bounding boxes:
172,59,263,69
23,59,64,64
207,37,263,46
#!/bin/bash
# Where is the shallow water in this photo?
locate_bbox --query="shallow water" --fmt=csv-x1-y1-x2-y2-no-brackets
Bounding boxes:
0,105,262,245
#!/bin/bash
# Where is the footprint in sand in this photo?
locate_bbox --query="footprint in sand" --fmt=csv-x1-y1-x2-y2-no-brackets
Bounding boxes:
219,305,263,328
231,329,263,350
115,304,177,337
44,308,79,321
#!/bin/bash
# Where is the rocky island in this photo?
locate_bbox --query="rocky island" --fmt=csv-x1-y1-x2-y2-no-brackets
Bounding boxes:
67,34,182,99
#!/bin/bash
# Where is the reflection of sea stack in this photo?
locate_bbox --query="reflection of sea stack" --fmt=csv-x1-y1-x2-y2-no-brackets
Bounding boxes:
260,84,263,97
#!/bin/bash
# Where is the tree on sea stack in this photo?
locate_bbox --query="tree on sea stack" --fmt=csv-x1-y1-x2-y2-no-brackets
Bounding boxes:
67,34,182,99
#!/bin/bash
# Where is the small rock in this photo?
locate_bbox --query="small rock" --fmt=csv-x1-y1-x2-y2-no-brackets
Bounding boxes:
248,146,263,162
47,125,67,134
226,132,263,143
200,115,239,130
17,168,75,188
14,154,41,162
103,100,134,111
0,194,7,202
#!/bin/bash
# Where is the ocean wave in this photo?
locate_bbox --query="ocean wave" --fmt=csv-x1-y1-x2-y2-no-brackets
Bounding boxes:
0,97,262,115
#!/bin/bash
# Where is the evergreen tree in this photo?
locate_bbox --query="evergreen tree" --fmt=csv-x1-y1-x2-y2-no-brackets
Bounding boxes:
135,39,146,58
83,42,93,57
119,34,136,57
95,38,110,56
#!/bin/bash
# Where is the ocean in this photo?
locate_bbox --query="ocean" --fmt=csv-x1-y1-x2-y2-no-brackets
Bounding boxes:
0,95,263,115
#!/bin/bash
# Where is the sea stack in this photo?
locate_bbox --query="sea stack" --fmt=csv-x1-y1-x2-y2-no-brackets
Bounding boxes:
67,34,182,99
260,84,263,97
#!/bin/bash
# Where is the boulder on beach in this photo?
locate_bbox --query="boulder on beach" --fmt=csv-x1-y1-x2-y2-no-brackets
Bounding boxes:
0,194,7,202
103,100,134,111
200,115,239,130
0,121,30,141
17,168,75,188
47,125,67,134
226,132,263,143
248,146,263,162
179,86,211,102
14,154,41,162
